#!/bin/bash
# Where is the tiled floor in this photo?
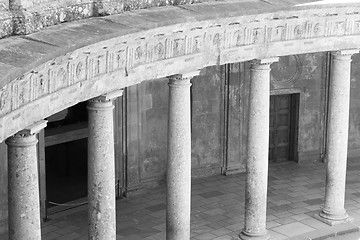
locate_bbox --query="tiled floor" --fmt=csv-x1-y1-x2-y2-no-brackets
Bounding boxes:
2,158,360,240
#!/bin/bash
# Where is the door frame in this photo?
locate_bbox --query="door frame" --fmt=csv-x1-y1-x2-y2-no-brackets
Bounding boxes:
38,123,89,220
270,89,301,163
114,89,127,198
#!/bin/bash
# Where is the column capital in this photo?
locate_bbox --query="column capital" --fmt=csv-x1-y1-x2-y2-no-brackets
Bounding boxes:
167,70,200,84
14,120,47,138
332,49,359,60
6,120,47,146
89,90,124,103
251,57,279,66
333,49,359,56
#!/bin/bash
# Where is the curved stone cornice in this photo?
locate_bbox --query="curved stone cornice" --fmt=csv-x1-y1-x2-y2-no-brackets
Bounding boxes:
1,1,360,142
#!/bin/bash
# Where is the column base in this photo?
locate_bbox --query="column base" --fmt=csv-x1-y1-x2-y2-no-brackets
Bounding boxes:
239,230,270,240
314,211,353,226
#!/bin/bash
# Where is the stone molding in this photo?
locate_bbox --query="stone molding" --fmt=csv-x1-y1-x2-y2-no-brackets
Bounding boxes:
251,58,279,66
5,120,47,147
251,58,279,71
89,90,124,103
332,49,360,60
15,120,47,137
1,4,360,141
87,90,123,110
167,71,199,85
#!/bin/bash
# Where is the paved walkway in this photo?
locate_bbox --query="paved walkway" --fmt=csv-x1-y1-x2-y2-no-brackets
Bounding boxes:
2,158,360,240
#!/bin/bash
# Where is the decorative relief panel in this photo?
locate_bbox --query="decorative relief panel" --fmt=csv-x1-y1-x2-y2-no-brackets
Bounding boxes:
2,8,360,120
325,21,346,36
70,59,87,83
147,40,165,62
269,25,285,42
186,33,202,55
108,45,127,73
271,55,303,88
0,86,11,113
87,49,108,79
31,71,49,99
12,78,32,109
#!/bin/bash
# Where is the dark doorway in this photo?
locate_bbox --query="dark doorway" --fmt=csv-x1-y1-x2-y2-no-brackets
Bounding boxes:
45,139,87,204
269,94,299,162
44,102,88,213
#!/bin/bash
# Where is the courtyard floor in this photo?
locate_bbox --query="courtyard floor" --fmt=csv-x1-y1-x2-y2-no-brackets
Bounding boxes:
2,158,360,240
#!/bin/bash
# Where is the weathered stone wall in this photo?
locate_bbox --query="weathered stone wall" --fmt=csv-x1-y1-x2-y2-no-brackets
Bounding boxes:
0,2,12,38
126,78,168,193
0,0,220,37
11,0,95,35
349,54,360,157
191,66,223,177
0,142,7,234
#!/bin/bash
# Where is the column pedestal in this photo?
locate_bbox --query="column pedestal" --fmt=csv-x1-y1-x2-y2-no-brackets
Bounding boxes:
166,73,195,240
6,120,47,240
239,58,278,240
315,50,358,226
88,90,122,240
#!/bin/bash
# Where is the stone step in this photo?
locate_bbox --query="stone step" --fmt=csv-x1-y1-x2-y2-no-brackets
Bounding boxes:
288,222,360,240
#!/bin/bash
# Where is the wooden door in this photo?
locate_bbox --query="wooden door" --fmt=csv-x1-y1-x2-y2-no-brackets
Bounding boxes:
269,94,298,162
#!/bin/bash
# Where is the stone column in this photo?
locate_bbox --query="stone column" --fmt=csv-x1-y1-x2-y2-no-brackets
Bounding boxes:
6,120,47,240
88,90,123,240
317,50,358,225
166,72,197,240
240,58,278,240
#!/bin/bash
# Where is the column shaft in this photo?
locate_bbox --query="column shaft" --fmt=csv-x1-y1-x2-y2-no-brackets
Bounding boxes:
319,50,357,223
6,121,47,240
240,58,277,240
167,75,192,240
88,97,116,240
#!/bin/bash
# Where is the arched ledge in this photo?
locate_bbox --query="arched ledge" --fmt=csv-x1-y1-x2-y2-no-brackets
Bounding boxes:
0,1,360,142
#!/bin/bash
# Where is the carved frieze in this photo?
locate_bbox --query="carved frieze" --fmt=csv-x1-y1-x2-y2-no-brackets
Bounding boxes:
2,8,360,120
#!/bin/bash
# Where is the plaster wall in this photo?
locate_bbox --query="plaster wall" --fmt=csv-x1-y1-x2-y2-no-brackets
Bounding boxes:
349,54,360,157
191,66,223,177
126,78,168,192
225,62,250,173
